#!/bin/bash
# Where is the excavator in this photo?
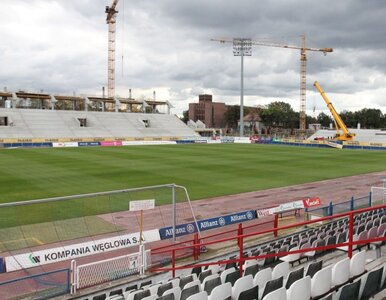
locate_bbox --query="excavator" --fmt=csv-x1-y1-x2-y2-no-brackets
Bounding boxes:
313,81,356,141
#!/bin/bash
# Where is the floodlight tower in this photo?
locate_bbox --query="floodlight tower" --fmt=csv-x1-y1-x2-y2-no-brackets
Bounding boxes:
228,38,252,136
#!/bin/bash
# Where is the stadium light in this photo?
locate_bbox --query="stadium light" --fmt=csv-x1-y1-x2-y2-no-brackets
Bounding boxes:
233,38,252,137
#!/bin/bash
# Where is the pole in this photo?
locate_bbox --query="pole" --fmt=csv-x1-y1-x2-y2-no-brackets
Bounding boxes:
172,184,176,242
240,53,244,137
139,210,143,245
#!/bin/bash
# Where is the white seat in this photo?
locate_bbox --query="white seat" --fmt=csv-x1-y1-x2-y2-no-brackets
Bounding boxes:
162,286,181,300
207,264,221,275
208,282,232,300
148,283,161,295
232,274,253,300
287,276,311,300
350,250,366,278
263,287,286,300
141,295,157,300
311,266,332,298
279,246,300,266
201,273,220,291
253,267,272,289
272,261,289,280
184,279,201,291
168,278,181,288
186,291,208,300
243,258,259,268
220,267,236,283
332,257,350,287
125,290,150,300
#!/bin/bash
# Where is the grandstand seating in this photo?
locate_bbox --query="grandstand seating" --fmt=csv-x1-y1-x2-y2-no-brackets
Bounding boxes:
0,108,198,139
80,208,386,300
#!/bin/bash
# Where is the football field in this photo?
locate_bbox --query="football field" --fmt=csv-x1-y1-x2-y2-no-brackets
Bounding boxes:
1,143,386,203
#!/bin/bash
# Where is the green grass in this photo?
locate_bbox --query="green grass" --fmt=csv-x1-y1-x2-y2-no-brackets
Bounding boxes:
1,143,386,203
0,143,385,246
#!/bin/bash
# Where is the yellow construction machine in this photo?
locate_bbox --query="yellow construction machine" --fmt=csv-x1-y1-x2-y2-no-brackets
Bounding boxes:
313,81,355,141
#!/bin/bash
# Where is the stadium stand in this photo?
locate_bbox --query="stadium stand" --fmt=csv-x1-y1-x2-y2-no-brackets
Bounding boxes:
0,108,198,140
308,129,386,143
74,207,386,300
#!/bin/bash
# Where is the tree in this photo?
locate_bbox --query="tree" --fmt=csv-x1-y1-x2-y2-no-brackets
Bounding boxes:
317,112,333,128
260,101,298,128
224,105,240,128
181,110,189,123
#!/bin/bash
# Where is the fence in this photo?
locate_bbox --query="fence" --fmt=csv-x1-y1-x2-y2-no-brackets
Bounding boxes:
305,193,372,220
72,249,151,292
151,204,386,277
0,268,70,300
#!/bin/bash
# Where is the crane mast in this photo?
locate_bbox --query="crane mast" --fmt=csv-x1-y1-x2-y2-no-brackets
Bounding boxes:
211,36,332,133
313,81,355,141
106,0,119,98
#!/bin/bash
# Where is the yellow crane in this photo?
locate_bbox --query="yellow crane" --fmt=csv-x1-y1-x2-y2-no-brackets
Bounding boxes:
313,81,355,141
105,0,119,98
211,35,333,132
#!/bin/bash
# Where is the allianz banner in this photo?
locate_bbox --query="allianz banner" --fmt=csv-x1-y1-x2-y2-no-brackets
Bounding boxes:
159,210,257,240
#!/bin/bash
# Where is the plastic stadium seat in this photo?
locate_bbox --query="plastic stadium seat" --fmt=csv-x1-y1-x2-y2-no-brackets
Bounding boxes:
243,264,259,278
231,275,253,300
237,284,258,300
243,258,259,268
279,246,300,266
224,269,241,287
157,282,173,297
335,279,361,300
207,264,221,275
186,291,208,300
311,266,332,298
141,295,157,300
180,285,200,300
286,275,311,300
126,290,151,300
358,266,383,299
180,274,197,289
208,282,232,300
93,294,107,300
183,280,201,291
106,295,123,300
332,258,350,287
253,268,272,292
147,284,161,296
168,278,180,288
202,277,221,295
221,267,236,283
198,270,212,283
162,286,181,300
157,294,174,300
350,250,367,278
262,286,286,300
272,261,289,280
260,276,283,300
285,267,304,289
140,280,152,288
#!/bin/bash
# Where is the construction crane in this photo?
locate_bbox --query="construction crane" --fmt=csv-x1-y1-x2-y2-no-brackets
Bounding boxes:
313,81,355,141
211,35,333,132
105,0,119,98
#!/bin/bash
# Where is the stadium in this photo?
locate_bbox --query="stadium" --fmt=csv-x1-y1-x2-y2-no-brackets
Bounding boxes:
0,100,386,300
1,1,386,300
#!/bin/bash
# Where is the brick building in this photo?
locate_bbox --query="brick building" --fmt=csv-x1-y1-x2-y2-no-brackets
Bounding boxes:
188,95,227,128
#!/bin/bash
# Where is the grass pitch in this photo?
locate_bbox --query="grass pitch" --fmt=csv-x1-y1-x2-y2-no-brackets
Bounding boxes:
1,143,386,203
0,143,385,245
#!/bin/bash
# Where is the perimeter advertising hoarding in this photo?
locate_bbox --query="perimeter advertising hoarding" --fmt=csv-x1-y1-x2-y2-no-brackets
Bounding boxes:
159,210,257,240
4,229,160,272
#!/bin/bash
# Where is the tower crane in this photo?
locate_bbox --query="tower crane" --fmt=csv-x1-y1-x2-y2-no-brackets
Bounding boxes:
105,0,119,98
211,35,333,132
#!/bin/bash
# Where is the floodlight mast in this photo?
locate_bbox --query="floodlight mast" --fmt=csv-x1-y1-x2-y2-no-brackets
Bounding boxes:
213,38,252,136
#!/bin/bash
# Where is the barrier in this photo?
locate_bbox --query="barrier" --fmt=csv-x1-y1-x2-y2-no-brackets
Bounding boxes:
158,210,257,240
0,268,70,300
72,250,151,292
152,204,386,277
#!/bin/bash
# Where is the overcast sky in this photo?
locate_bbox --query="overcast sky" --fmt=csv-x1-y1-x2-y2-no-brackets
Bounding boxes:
1,0,385,116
